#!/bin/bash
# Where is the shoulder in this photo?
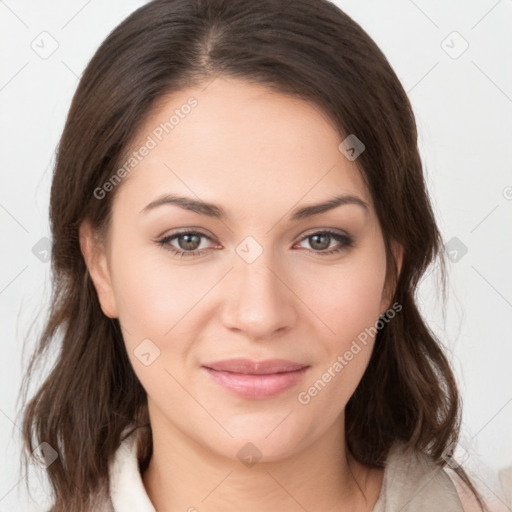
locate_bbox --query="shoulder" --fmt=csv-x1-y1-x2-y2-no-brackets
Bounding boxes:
372,441,467,512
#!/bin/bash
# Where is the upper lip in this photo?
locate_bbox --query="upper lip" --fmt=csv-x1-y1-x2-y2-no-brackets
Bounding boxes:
202,358,309,375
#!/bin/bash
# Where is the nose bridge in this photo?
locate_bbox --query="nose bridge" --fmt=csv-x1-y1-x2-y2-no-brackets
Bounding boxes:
221,235,296,338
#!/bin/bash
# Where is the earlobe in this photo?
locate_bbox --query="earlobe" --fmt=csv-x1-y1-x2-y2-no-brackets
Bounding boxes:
79,220,118,318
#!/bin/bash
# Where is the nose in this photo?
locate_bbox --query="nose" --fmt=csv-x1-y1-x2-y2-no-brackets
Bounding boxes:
220,245,298,340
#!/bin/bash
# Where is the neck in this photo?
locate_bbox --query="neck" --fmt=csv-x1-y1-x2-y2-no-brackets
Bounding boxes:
141,405,383,512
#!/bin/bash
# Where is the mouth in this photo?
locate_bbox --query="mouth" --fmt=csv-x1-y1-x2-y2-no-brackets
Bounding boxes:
201,358,310,399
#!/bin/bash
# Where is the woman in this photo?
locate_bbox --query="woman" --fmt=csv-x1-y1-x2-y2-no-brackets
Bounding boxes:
20,0,487,510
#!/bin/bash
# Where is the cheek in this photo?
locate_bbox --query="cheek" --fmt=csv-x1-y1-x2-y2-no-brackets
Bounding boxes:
109,237,211,336
295,266,386,425
305,252,387,344
108,247,206,400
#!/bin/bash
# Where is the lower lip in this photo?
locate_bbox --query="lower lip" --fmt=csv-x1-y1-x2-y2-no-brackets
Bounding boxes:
202,367,309,399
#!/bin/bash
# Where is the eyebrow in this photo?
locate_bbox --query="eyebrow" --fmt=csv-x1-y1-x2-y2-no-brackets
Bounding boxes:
139,193,369,221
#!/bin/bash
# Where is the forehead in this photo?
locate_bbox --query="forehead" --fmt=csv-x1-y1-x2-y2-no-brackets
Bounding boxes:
114,76,372,217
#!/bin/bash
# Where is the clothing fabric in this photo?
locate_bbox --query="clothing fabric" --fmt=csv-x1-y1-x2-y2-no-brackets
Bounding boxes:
93,427,466,511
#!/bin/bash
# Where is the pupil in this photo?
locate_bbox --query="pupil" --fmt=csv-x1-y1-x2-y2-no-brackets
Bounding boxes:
311,234,330,250
180,234,200,250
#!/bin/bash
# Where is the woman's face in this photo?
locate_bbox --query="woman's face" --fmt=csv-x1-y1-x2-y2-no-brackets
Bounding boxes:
82,76,401,462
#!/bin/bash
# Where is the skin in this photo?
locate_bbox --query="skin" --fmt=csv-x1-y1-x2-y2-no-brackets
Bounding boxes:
80,76,403,512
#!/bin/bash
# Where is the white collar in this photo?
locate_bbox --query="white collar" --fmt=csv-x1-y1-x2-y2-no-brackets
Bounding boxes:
108,427,156,512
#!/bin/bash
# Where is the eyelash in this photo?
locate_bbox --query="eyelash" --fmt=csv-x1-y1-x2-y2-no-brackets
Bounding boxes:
156,229,354,258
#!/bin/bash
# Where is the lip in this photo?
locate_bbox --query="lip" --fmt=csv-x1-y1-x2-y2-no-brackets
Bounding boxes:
201,358,310,399
203,358,308,374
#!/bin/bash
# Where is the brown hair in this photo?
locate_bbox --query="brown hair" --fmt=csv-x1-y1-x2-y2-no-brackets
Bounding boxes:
18,0,486,510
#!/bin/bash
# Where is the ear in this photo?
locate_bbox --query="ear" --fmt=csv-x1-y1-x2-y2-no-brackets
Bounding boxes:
380,240,403,315
79,220,118,318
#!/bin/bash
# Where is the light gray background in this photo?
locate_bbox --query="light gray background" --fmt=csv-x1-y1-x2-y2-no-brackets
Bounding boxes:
1,1,511,510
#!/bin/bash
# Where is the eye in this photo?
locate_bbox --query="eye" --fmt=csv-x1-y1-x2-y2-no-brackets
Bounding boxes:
156,229,354,258
295,229,354,256
157,230,215,258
